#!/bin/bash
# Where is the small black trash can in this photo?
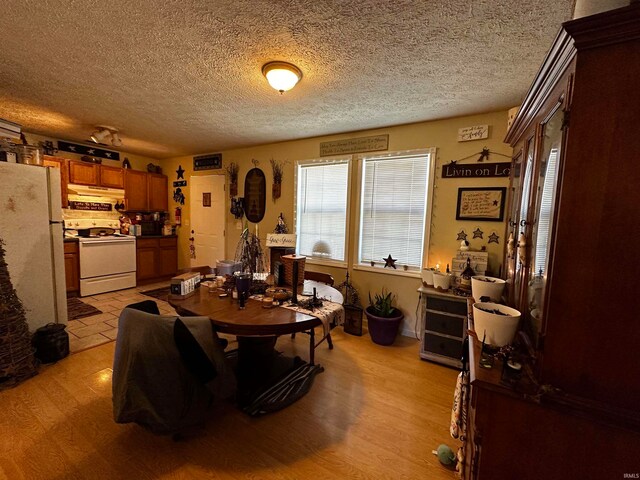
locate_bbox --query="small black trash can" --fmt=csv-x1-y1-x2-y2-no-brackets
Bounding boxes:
33,323,69,363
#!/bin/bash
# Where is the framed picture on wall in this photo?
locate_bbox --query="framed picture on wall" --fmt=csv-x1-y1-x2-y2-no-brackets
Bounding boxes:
456,187,507,222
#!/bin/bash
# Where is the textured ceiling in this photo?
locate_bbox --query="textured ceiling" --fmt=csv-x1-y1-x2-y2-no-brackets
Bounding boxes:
0,0,574,159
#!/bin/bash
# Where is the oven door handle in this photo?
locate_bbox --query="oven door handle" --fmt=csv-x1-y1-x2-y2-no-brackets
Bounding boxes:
80,240,135,246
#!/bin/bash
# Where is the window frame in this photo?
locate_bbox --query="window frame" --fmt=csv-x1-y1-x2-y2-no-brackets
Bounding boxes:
293,155,353,268
351,147,437,278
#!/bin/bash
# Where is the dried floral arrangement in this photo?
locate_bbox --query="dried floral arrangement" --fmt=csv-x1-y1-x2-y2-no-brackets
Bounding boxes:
270,158,288,200
234,225,266,275
226,162,239,197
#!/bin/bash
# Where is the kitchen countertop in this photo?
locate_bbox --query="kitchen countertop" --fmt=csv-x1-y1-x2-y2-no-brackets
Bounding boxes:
63,237,79,243
135,235,178,239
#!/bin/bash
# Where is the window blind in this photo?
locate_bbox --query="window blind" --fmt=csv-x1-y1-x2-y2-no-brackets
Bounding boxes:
534,148,559,275
296,161,349,262
359,152,431,269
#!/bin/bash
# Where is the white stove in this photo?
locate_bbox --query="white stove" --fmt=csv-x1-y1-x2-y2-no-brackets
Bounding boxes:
66,219,137,296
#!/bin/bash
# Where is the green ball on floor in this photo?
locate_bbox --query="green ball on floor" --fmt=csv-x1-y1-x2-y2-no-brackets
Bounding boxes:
436,444,456,465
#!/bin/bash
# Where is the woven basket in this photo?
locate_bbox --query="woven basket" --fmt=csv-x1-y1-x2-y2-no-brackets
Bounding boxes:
281,254,306,286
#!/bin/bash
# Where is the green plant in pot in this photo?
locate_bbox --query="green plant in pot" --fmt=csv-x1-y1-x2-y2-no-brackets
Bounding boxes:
365,288,404,345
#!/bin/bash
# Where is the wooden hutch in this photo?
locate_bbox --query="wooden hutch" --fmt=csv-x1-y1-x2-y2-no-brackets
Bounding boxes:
464,5,640,479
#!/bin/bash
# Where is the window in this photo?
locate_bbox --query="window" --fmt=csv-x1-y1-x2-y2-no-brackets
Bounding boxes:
358,149,434,271
295,158,350,263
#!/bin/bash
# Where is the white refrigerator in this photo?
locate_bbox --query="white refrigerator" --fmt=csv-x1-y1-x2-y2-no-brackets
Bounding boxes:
0,162,67,331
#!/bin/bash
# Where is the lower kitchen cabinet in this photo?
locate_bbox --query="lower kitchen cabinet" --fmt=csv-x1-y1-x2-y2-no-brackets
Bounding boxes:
64,241,79,295
136,236,178,284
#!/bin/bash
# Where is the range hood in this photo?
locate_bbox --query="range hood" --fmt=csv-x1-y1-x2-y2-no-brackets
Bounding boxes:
68,184,125,198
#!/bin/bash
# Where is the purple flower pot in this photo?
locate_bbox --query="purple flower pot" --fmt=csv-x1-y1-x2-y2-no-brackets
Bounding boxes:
365,306,404,346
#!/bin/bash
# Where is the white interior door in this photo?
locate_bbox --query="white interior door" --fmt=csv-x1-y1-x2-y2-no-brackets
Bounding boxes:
190,175,226,268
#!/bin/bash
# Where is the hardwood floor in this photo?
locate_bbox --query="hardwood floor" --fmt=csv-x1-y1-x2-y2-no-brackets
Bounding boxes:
0,324,459,479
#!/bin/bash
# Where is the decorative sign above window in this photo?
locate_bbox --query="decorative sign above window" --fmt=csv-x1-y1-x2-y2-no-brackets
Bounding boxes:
193,153,222,171
320,134,388,156
457,125,489,142
58,141,120,160
442,162,510,178
69,201,112,211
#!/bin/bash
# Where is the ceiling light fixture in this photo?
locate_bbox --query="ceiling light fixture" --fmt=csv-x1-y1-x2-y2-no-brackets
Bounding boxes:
90,125,123,147
262,61,302,94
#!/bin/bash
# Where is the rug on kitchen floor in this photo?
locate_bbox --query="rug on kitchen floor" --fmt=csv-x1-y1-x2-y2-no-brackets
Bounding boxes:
67,297,102,321
141,286,171,302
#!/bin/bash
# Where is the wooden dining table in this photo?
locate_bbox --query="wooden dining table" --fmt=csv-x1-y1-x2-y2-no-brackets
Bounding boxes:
169,280,343,405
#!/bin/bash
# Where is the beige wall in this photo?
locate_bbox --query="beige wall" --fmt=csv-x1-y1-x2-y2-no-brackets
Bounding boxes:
163,110,512,335
23,132,157,172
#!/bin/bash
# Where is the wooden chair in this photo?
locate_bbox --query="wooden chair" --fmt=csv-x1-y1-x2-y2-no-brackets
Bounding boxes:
303,271,334,286
291,271,336,351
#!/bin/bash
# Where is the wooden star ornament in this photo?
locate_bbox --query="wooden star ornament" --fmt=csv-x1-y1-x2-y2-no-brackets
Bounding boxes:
383,254,397,269
488,232,500,244
176,165,185,179
457,230,468,241
473,228,484,239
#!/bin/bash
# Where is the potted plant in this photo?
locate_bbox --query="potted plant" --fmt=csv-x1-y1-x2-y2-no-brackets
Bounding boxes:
365,288,404,345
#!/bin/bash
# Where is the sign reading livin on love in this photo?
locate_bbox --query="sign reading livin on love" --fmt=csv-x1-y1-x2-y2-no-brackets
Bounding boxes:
442,162,510,178
320,134,389,156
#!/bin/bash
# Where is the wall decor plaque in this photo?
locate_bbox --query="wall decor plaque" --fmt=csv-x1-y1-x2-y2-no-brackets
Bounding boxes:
58,141,120,160
457,125,489,142
320,134,388,156
193,153,222,171
456,187,506,222
442,162,510,178
243,168,266,223
69,201,112,211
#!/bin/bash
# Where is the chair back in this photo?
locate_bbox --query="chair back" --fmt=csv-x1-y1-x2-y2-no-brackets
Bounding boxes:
304,271,334,286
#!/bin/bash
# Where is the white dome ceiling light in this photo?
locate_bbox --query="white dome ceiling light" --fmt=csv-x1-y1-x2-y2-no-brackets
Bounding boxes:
262,61,302,94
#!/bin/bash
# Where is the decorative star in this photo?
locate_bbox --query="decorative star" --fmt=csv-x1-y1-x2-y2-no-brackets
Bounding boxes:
493,200,499,206
449,160,457,165
105,152,112,158
69,145,76,151
383,254,397,269
87,149,95,154
456,230,468,241
176,165,185,179
488,232,500,244
473,228,484,239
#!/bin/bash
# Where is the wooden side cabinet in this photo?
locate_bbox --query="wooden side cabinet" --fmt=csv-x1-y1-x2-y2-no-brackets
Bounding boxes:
42,155,69,207
418,287,465,368
64,241,79,295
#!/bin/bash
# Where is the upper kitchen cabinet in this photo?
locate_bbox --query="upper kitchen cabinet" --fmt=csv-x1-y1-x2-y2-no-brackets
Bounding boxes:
69,160,99,186
99,165,124,188
124,169,148,211
504,4,640,413
148,173,168,212
42,155,69,207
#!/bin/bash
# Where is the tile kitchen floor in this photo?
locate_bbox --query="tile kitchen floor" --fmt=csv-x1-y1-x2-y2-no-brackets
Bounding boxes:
67,282,176,353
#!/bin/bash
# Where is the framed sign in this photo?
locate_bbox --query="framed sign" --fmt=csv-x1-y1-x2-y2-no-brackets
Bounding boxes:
58,141,120,160
193,153,222,171
456,187,506,222
320,134,388,156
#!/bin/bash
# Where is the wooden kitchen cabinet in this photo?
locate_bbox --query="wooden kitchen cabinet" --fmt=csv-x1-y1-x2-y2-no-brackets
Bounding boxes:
125,170,169,212
99,165,124,188
69,161,99,186
42,155,69,207
148,173,168,211
64,241,79,295
125,169,149,211
136,236,177,283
